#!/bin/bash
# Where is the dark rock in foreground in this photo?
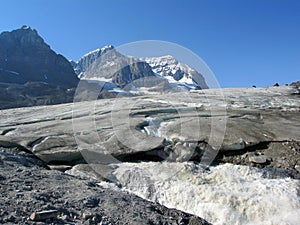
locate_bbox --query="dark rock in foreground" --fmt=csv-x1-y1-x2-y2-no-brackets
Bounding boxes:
0,147,210,225
215,140,300,179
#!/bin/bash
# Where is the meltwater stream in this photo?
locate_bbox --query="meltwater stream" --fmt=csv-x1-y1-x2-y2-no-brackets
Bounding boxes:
140,116,166,138
108,162,300,225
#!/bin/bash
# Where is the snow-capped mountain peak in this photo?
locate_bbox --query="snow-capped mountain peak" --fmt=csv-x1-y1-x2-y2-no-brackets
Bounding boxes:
73,45,115,78
72,47,209,92
81,45,114,61
82,48,101,59
101,45,114,53
144,55,208,89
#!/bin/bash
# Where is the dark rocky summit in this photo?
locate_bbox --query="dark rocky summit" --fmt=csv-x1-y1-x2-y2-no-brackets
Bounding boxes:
0,146,210,225
0,26,79,88
0,26,79,109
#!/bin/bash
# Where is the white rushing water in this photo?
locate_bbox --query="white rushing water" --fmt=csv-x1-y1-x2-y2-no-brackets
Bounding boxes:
141,117,163,137
109,162,300,225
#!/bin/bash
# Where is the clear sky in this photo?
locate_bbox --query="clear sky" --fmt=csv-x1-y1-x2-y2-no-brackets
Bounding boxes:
0,0,299,88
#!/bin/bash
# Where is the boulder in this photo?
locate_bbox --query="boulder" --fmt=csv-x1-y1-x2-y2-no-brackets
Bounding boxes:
249,155,268,164
29,210,58,221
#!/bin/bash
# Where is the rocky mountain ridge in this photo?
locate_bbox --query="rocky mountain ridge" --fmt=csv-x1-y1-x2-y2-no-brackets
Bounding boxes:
0,26,79,109
0,26,79,88
1,26,210,109
73,46,209,92
74,45,114,78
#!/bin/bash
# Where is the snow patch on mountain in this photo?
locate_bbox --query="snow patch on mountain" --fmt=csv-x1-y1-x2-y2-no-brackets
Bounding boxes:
0,68,20,75
81,45,114,61
82,48,101,59
144,55,208,89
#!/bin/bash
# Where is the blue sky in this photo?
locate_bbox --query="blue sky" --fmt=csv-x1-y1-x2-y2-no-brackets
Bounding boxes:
0,0,299,88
